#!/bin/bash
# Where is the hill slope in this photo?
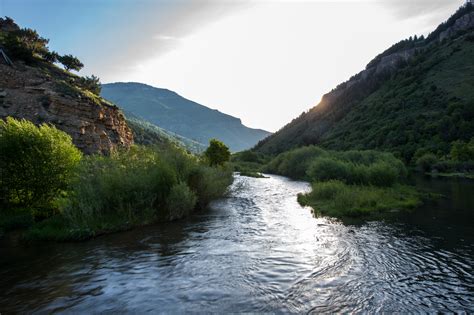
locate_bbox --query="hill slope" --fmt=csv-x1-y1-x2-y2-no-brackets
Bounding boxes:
0,18,133,154
101,82,271,152
125,112,206,153
254,4,474,163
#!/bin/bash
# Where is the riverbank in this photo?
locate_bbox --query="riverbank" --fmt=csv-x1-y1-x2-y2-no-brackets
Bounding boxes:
1,118,234,242
233,146,425,218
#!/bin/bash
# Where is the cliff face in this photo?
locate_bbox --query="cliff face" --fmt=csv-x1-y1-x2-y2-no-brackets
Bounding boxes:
0,63,133,154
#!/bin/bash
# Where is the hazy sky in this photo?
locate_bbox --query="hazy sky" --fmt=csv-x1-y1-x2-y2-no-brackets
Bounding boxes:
1,0,465,131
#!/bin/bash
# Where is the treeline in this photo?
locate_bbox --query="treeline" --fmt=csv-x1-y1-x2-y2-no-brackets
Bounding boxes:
0,118,233,241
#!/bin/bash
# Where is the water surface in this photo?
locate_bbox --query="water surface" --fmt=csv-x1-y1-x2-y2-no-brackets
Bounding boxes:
0,175,473,313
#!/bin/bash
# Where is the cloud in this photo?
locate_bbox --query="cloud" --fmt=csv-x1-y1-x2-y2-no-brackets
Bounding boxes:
85,0,250,79
379,0,464,22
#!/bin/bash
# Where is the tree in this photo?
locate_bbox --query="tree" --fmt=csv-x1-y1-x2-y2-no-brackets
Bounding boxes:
4,27,49,62
58,54,84,72
450,139,474,161
78,74,101,94
0,117,82,216
204,139,231,166
42,50,59,63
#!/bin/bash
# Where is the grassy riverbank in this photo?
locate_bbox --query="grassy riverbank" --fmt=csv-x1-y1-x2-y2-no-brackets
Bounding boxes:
233,146,424,218
1,118,233,242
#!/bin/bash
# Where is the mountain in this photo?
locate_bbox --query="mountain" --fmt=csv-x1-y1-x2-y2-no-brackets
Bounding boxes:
101,82,271,152
254,4,474,163
0,18,133,154
124,112,206,153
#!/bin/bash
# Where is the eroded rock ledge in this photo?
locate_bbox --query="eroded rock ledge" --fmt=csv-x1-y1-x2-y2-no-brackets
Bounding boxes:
0,63,133,154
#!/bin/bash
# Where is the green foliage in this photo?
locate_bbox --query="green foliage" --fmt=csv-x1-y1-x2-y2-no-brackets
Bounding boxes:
63,146,177,229
77,75,101,95
3,27,49,62
416,153,438,172
263,146,327,179
166,183,197,221
187,164,233,209
125,114,206,153
450,139,474,161
204,139,231,166
61,145,233,234
298,180,421,218
58,54,84,72
264,146,406,187
254,10,474,164
0,117,82,215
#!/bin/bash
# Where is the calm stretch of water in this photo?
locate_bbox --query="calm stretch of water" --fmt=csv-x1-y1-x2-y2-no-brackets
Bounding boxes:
1,175,473,313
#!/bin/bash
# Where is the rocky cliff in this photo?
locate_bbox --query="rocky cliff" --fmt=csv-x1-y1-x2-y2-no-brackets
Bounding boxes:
0,62,133,154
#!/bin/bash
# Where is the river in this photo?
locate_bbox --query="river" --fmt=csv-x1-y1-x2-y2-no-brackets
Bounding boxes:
0,174,473,313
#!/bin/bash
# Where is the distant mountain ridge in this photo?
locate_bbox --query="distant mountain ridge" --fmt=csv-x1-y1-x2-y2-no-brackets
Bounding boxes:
101,82,271,152
254,3,474,163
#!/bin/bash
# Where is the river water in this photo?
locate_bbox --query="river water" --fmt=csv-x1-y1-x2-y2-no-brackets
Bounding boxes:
0,174,473,313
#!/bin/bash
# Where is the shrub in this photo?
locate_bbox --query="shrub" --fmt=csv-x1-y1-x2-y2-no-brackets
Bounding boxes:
307,158,350,182
298,181,421,218
0,117,82,215
166,183,197,221
77,75,101,95
188,164,233,209
367,162,398,186
63,147,176,228
62,145,233,232
416,153,438,172
264,146,326,179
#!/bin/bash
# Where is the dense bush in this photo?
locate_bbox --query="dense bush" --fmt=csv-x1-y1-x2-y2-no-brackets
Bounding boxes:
298,180,421,218
63,147,176,229
263,146,327,178
62,145,233,231
166,183,198,221
416,153,438,172
188,164,233,209
77,75,101,95
0,117,82,216
265,146,406,187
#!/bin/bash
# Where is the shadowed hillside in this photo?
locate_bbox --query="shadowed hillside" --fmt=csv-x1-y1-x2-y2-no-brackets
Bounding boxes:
101,82,271,152
254,4,474,163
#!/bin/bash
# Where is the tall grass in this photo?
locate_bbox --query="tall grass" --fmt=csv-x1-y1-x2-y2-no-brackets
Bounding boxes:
55,145,233,236
298,180,421,217
263,145,420,218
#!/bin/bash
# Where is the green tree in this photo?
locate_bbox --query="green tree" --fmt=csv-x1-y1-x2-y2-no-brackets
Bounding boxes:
0,117,82,215
450,140,474,161
4,28,49,62
78,74,101,94
204,139,231,166
58,54,84,72
42,50,59,63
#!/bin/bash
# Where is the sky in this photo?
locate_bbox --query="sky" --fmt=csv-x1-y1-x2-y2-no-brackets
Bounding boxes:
0,0,465,131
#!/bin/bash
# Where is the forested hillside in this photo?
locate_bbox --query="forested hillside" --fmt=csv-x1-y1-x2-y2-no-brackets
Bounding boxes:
254,4,474,164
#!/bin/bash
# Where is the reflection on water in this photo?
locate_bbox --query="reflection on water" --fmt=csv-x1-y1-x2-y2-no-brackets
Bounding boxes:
0,175,473,313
